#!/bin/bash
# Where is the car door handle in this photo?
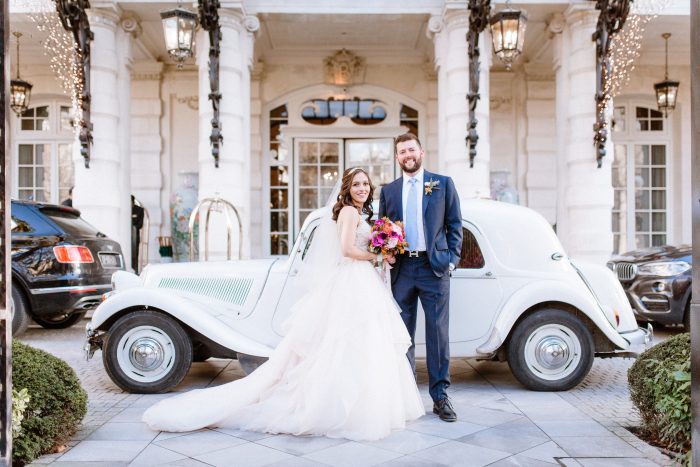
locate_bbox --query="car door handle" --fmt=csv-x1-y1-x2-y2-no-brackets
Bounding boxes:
484,271,493,277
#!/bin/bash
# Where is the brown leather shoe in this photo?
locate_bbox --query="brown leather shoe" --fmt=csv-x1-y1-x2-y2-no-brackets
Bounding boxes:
433,397,457,422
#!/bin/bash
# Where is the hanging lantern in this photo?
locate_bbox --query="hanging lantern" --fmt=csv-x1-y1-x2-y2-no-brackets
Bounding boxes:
160,7,198,68
489,1,528,71
654,33,679,118
10,32,33,116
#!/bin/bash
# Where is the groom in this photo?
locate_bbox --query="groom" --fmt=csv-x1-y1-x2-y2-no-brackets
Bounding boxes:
379,133,463,422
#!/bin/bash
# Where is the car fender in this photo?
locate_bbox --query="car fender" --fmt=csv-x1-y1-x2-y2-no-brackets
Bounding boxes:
477,279,629,355
91,287,274,358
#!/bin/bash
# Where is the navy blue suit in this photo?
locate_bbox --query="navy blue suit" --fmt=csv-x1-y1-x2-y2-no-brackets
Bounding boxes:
379,171,462,402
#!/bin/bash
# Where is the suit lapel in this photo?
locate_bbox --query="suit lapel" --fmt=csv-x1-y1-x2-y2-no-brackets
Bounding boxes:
394,176,404,221
422,170,433,219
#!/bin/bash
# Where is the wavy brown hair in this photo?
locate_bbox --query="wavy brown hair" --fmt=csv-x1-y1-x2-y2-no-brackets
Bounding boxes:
332,167,374,224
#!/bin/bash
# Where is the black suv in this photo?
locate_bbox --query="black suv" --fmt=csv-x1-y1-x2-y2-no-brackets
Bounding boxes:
607,245,692,329
11,200,124,335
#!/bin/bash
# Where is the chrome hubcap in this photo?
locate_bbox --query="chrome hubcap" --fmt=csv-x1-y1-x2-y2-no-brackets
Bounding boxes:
130,338,164,371
523,324,582,381
535,337,570,370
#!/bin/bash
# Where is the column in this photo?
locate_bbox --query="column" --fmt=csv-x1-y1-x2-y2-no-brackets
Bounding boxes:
130,61,164,265
432,6,490,201
553,6,614,264
73,7,133,266
197,10,259,260
523,63,557,224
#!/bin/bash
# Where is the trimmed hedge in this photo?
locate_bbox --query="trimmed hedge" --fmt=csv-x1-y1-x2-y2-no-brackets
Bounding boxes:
628,332,690,457
12,340,87,466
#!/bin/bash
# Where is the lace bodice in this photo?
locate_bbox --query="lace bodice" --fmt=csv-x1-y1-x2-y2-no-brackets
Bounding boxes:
354,220,372,250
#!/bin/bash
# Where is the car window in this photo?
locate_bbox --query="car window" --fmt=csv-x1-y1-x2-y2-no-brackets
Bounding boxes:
458,227,485,269
11,215,33,233
301,226,317,261
40,207,102,237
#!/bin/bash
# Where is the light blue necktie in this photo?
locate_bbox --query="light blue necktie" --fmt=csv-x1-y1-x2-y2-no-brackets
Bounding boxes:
406,178,418,250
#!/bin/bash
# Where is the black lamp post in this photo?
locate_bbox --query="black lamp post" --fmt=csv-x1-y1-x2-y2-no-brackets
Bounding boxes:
489,1,527,71
654,33,680,118
465,0,491,169
10,31,32,116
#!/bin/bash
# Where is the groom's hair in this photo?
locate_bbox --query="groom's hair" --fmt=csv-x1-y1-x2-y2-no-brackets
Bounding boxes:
393,132,422,154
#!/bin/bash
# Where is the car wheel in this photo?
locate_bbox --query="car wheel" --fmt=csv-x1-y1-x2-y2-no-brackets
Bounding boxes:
103,310,192,393
192,342,212,362
33,311,86,329
11,286,31,336
237,353,268,375
507,308,594,391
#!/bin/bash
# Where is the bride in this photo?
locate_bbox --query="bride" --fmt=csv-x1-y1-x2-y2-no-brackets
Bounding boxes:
142,167,424,441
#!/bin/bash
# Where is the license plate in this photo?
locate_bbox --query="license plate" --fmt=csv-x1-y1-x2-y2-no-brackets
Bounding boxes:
99,253,122,268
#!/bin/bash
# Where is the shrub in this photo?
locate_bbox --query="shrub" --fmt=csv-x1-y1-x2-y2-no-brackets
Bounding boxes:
11,340,87,466
628,332,690,456
11,388,30,439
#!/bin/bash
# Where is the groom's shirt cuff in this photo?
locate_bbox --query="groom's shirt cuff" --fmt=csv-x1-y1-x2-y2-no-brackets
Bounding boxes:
449,262,455,272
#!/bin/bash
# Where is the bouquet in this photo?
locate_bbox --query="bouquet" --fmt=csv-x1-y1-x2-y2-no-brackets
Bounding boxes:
369,217,409,256
369,217,408,288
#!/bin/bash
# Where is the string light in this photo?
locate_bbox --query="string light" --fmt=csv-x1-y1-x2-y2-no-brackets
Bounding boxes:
606,0,671,101
28,3,83,136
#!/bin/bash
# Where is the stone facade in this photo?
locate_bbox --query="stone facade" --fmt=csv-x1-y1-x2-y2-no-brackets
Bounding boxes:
8,0,692,267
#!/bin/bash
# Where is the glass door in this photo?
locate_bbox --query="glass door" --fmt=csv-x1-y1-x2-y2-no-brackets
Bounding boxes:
344,138,395,200
294,139,343,233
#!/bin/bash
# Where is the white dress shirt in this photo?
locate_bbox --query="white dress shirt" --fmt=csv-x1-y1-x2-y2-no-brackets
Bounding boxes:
401,168,426,251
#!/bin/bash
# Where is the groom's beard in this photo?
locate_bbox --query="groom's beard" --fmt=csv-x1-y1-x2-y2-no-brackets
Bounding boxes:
399,158,422,174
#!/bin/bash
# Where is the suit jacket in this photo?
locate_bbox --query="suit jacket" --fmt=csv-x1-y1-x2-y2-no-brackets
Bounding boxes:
378,170,463,280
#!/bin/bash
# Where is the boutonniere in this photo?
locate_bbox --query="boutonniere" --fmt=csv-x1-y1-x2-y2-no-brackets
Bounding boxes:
424,178,440,196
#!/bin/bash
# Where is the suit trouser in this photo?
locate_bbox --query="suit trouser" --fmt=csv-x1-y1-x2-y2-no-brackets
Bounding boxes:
393,255,451,402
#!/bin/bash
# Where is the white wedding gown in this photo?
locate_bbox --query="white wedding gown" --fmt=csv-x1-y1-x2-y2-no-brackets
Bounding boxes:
142,218,424,441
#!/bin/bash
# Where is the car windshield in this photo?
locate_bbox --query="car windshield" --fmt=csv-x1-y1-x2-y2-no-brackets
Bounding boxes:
41,207,104,237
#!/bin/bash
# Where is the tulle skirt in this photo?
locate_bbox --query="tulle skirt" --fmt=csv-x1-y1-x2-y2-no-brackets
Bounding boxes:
142,259,424,441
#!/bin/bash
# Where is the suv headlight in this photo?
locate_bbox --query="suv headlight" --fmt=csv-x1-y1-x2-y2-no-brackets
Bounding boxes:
637,261,691,277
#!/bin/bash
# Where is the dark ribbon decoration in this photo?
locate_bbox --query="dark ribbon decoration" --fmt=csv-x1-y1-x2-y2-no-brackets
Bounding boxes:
592,0,630,168
198,0,223,168
466,0,491,168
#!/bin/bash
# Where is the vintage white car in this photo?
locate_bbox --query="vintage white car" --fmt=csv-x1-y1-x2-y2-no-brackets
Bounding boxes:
85,199,651,394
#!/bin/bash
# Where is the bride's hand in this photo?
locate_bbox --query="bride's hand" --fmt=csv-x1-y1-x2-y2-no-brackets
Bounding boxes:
384,252,396,264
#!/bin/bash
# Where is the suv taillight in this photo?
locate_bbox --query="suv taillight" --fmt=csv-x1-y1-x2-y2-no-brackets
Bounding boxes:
53,245,94,264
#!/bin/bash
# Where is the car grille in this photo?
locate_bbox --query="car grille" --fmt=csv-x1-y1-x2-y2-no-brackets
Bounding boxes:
612,262,637,281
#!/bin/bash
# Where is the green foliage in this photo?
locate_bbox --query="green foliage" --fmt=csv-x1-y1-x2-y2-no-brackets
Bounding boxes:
11,388,30,439
628,332,690,457
11,340,87,466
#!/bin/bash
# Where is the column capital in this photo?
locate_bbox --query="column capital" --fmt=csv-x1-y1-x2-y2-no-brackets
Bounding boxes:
443,8,470,32
219,9,260,34
120,12,142,37
563,3,598,28
547,12,566,36
87,7,121,29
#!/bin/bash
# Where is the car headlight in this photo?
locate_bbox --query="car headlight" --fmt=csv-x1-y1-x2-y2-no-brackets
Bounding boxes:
637,261,691,277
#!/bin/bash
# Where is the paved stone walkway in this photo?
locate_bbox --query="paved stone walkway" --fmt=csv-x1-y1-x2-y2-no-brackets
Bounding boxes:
17,323,678,467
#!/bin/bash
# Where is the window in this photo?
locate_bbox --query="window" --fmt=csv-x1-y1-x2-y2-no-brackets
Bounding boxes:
611,103,669,253
269,104,290,255
458,228,485,269
14,102,76,205
301,98,387,125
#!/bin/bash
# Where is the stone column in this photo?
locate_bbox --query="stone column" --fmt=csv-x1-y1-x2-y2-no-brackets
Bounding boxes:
130,61,164,265
73,7,133,266
432,7,490,201
197,10,259,260
523,63,557,224
553,6,614,263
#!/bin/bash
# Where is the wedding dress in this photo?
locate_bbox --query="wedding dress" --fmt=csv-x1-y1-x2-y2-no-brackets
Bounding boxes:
142,213,424,441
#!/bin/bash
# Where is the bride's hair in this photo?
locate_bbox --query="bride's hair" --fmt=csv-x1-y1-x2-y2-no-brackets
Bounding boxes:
332,167,374,224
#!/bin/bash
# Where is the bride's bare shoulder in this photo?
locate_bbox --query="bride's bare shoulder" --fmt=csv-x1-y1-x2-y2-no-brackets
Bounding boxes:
338,205,360,220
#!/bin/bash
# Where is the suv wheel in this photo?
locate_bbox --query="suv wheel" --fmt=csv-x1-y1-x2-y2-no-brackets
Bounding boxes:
508,308,594,391
11,286,31,336
103,310,192,393
33,312,86,329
